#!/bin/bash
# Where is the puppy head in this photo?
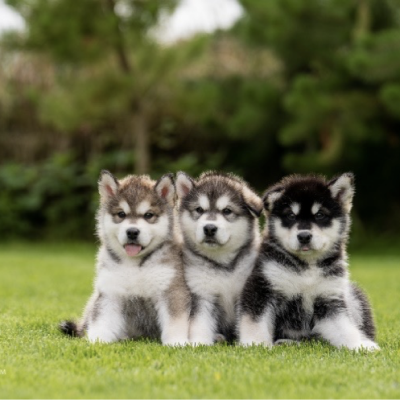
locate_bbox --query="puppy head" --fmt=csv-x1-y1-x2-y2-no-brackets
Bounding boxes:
97,171,175,259
176,171,262,259
263,173,354,259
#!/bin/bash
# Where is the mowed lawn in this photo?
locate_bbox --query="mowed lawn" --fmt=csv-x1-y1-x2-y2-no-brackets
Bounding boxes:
0,242,399,399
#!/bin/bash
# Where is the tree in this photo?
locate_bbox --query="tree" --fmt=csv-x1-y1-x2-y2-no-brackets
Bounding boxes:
3,0,196,174
234,0,400,228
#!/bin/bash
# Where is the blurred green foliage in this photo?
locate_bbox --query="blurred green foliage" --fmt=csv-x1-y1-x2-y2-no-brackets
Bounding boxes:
1,0,400,239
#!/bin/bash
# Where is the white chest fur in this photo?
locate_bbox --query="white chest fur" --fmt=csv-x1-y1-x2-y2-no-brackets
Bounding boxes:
185,250,257,320
263,260,347,311
95,246,176,299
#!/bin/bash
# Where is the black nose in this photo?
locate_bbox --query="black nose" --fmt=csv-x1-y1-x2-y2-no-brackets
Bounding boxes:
297,231,312,244
127,228,140,240
204,224,218,237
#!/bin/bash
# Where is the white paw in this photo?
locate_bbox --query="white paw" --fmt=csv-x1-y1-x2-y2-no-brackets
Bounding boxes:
354,340,380,352
87,330,119,344
274,339,301,346
162,337,190,346
238,340,273,348
190,337,214,346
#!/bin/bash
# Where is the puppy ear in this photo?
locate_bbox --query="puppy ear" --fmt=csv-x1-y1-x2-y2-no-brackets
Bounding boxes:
98,170,119,200
155,173,175,206
176,171,195,199
327,172,355,213
262,186,284,212
242,186,263,218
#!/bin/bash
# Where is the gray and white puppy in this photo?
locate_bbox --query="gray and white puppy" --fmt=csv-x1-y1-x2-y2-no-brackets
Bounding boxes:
238,173,379,351
60,170,190,345
176,171,263,345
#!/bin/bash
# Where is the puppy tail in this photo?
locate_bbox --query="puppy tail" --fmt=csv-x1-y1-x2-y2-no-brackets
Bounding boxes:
59,320,83,338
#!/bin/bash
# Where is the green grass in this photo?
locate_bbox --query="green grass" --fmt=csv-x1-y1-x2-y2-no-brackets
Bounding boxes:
0,242,400,399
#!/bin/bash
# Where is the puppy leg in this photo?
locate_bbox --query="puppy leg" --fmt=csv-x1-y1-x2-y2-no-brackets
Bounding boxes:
157,300,190,346
86,293,127,343
312,313,379,351
238,271,275,347
238,308,274,347
189,299,216,345
313,297,379,351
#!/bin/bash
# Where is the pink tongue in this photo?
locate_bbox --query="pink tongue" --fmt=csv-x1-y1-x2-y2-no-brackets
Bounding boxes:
125,244,142,256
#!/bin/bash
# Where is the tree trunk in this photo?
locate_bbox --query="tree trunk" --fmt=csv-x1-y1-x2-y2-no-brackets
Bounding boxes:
133,110,150,174
354,0,371,42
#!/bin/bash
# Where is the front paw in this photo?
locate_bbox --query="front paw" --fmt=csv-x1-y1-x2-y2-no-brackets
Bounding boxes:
87,329,119,344
214,333,227,343
162,337,190,346
353,340,380,352
238,339,273,348
274,339,301,346
190,337,214,346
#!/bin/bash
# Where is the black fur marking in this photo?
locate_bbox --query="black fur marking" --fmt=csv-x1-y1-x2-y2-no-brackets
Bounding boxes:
261,239,307,272
273,296,311,341
351,283,376,340
313,297,346,321
184,240,253,272
268,177,344,231
122,296,161,340
318,251,346,277
59,320,80,337
240,263,274,319
181,177,257,220
190,293,200,318
213,300,236,342
139,242,166,267
91,293,103,323
107,247,121,264
322,263,345,277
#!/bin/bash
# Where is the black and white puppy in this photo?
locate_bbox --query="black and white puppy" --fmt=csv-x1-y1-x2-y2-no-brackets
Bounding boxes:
176,171,263,345
238,173,379,351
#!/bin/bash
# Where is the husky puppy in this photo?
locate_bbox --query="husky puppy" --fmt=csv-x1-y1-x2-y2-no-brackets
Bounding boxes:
238,173,379,351
176,171,263,345
60,171,190,345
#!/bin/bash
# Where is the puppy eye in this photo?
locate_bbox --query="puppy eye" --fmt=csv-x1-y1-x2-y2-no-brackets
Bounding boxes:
144,212,154,220
286,212,296,221
117,211,126,219
315,212,326,220
222,208,232,216
196,207,204,214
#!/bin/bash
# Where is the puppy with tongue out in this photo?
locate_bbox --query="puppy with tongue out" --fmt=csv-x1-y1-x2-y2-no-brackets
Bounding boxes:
59,171,191,346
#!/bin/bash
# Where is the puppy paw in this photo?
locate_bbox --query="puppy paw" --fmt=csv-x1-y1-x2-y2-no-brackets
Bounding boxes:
274,339,301,346
87,330,119,344
190,337,214,346
238,340,273,348
162,337,190,346
354,340,380,352
87,335,117,344
214,333,227,343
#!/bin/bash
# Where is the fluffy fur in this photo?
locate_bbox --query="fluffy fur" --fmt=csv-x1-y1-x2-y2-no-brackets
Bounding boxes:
176,171,263,345
59,171,191,345
238,173,379,351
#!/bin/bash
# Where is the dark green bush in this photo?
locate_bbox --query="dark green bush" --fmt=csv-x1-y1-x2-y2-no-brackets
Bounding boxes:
0,153,97,240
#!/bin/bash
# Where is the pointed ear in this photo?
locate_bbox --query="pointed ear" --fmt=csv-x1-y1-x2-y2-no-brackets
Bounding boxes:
262,186,284,213
98,170,119,201
155,173,175,206
327,172,355,213
242,186,263,218
175,172,195,199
